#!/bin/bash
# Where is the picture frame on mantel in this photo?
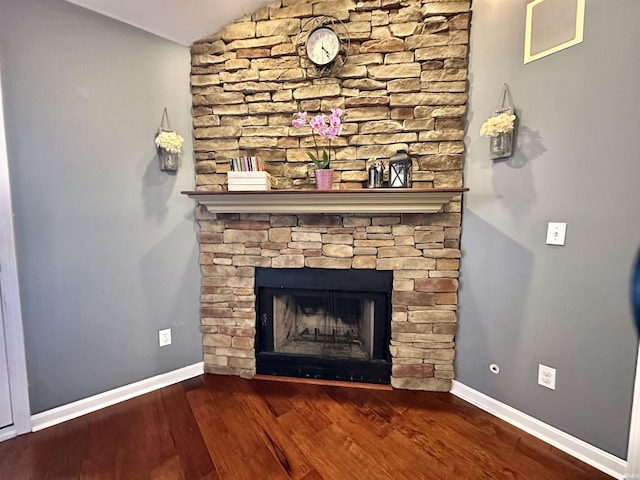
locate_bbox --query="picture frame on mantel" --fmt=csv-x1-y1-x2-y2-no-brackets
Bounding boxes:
524,0,585,64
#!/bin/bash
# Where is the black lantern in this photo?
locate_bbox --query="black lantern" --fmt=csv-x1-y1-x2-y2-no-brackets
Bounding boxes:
388,150,412,188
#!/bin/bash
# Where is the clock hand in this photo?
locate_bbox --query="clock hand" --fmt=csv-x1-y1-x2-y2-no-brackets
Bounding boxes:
322,45,330,58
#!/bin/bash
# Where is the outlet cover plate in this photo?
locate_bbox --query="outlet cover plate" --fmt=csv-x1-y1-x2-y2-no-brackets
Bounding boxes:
546,222,567,246
159,328,172,347
538,364,556,390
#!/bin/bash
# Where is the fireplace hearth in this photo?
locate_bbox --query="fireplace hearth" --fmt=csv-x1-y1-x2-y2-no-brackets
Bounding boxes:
255,268,392,384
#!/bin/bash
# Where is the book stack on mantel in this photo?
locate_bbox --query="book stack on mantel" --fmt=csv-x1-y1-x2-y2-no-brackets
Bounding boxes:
227,155,271,191
227,171,272,191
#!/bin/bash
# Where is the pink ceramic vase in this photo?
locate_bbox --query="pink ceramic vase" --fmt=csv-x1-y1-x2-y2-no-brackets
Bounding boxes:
315,169,334,190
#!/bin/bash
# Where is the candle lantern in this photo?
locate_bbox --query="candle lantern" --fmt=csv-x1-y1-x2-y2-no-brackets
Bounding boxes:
388,150,412,188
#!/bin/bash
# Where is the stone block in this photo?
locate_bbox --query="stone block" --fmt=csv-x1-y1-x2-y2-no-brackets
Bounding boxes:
391,377,451,391
438,142,465,154
306,257,353,269
377,257,435,270
449,13,470,30
393,279,414,291
436,258,459,271
433,324,457,335
204,365,243,376
349,133,417,145
269,227,292,243
344,96,390,108
270,3,313,18
405,31,469,50
359,121,403,135
378,246,422,258
231,336,255,349
392,364,434,378
291,231,322,242
435,292,457,305
312,0,356,19
415,45,468,61
392,322,433,334
203,334,232,347
323,244,354,257
352,256,377,269
422,1,471,15
354,239,395,247
293,84,341,100
204,354,228,367
348,53,384,65
415,278,458,293
408,310,456,323
390,22,419,37
419,130,465,142
226,35,291,51
298,215,342,227
422,248,461,259
222,22,256,41
256,18,300,37
418,155,463,172
387,79,421,93
289,242,323,250
229,357,256,370
215,347,255,359
340,171,368,182
390,92,467,107
359,38,405,53
322,233,354,245
393,236,415,246
392,290,436,306
232,255,272,267
272,255,305,268
434,171,463,188
224,229,268,244
392,332,454,343
368,63,421,80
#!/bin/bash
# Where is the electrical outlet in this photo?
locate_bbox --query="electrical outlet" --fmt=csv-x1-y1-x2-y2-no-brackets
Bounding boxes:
159,328,171,347
538,364,556,390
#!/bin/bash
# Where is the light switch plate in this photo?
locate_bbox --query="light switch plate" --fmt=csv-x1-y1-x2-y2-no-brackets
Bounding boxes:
546,222,567,246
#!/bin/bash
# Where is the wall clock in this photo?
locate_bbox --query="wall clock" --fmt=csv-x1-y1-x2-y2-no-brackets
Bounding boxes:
296,16,350,78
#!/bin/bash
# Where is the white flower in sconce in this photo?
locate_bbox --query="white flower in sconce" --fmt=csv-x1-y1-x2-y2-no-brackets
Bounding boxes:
480,113,516,138
155,130,184,153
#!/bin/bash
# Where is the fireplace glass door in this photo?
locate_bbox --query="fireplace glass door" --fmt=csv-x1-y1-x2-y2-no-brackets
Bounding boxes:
255,268,392,384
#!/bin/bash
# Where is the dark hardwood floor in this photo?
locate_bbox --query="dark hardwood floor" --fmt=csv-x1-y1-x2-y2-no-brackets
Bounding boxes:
0,374,612,479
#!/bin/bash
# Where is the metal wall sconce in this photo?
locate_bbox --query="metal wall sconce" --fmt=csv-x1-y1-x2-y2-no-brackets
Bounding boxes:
155,108,184,172
388,150,412,188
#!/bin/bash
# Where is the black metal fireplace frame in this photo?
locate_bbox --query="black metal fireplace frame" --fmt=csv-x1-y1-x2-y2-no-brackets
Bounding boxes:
255,268,392,385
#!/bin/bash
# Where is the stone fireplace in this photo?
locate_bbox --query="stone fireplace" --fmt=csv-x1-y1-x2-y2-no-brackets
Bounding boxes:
189,0,470,391
195,206,460,391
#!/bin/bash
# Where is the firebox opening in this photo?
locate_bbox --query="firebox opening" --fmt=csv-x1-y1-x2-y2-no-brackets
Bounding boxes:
255,268,392,384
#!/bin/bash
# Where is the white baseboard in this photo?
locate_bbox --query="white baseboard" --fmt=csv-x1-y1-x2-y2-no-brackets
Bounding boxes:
31,362,204,432
451,381,627,480
0,426,17,443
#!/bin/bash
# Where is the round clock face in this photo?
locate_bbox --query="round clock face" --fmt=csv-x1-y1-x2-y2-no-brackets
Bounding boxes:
306,27,340,66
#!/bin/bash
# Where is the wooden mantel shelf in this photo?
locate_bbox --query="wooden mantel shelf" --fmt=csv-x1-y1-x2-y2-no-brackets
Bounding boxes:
182,188,468,214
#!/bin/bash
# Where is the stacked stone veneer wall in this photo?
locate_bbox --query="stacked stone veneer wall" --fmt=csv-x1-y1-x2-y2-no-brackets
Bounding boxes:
191,0,470,391
190,0,470,191
197,208,460,391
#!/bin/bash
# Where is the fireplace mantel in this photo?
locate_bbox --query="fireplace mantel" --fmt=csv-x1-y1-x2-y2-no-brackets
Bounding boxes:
182,188,467,214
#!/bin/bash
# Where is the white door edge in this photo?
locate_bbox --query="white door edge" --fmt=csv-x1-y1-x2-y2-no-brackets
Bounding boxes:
0,45,31,437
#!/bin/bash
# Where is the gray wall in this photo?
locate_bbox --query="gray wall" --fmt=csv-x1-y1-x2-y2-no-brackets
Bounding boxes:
0,0,202,413
458,0,640,459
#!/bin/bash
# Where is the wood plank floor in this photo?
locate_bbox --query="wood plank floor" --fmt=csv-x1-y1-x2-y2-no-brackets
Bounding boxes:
0,374,612,479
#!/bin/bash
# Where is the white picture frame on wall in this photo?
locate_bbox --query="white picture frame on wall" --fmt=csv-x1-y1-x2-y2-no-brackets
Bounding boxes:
524,0,586,64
